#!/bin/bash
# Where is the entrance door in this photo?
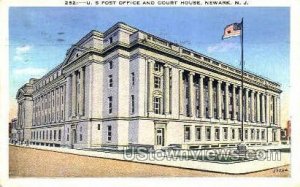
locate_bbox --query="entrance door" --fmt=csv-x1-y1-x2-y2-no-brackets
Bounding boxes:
272,129,276,142
71,129,76,148
156,128,165,146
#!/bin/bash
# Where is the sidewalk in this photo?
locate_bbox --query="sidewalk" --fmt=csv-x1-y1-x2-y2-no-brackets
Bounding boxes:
11,144,290,174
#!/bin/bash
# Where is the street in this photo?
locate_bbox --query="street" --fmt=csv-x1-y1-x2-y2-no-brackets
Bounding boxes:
9,145,290,177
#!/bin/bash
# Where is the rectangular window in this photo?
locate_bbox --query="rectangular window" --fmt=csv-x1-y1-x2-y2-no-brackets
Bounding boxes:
58,129,61,141
153,97,161,114
154,62,161,72
238,128,242,140
251,129,255,140
107,125,112,142
231,128,235,140
109,61,113,69
131,95,135,114
54,130,57,141
256,129,260,140
98,124,101,130
50,130,52,140
109,37,113,44
261,130,265,140
206,127,211,141
131,72,135,86
215,128,220,141
79,127,83,141
108,96,113,114
154,76,161,89
223,127,228,140
108,75,113,87
184,126,191,142
195,127,201,141
245,129,248,140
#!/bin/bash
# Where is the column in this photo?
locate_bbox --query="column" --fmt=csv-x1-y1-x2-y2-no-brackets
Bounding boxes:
251,90,255,122
217,80,222,119
232,84,236,120
261,93,265,123
224,82,229,120
148,60,155,113
71,72,77,117
164,65,170,115
66,75,71,118
188,72,195,117
239,87,242,121
277,97,280,125
266,94,270,125
79,67,84,116
199,75,204,118
208,78,213,118
53,88,57,122
257,92,260,123
245,88,249,122
179,70,184,115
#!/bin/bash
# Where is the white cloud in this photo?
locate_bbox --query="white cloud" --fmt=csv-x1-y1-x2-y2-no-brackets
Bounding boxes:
207,42,239,53
13,45,32,62
16,45,31,54
14,67,47,77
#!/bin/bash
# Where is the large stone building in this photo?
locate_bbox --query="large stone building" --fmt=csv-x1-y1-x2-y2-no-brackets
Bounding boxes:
15,22,281,149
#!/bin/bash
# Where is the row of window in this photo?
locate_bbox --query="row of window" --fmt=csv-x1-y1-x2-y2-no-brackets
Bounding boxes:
33,86,65,126
34,70,62,91
31,129,62,141
107,95,135,114
182,78,277,123
107,73,135,88
184,126,267,142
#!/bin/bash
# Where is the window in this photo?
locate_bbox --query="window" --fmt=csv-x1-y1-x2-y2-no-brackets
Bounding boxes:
154,62,162,72
58,129,61,141
184,126,191,142
109,37,113,44
43,131,45,140
238,128,242,140
54,130,57,141
245,129,248,140
215,128,220,141
98,124,101,130
46,131,48,140
154,97,161,114
131,95,135,113
256,129,260,140
67,128,69,141
154,76,161,89
131,72,135,85
108,96,113,114
79,127,83,141
108,75,113,87
251,129,255,140
206,127,211,141
223,127,228,140
50,130,52,140
109,61,113,69
231,128,235,140
195,127,201,141
107,125,112,141
261,130,265,140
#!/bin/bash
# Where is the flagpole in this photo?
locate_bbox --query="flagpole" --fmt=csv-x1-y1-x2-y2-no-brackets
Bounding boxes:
241,18,244,142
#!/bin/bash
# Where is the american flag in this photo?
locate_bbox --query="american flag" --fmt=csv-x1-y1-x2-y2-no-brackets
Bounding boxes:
222,22,242,39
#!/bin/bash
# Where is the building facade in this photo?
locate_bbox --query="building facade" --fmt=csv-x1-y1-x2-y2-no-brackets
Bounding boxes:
16,22,282,149
10,118,19,143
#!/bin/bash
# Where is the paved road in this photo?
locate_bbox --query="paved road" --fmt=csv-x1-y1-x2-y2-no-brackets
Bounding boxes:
9,146,290,177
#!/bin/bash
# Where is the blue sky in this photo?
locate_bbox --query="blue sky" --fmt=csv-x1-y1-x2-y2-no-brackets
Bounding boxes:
9,7,290,105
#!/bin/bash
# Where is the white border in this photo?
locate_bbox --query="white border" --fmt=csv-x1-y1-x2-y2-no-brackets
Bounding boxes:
1,0,299,187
